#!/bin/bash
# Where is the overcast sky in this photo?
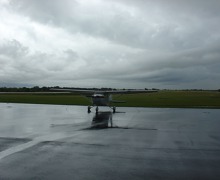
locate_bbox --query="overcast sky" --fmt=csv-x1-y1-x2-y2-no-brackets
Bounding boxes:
0,0,220,89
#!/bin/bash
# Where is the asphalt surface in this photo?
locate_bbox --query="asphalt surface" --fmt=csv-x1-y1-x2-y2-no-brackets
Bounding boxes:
0,103,220,180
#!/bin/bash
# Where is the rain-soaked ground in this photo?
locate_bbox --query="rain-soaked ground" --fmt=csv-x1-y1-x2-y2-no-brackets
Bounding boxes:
0,103,220,179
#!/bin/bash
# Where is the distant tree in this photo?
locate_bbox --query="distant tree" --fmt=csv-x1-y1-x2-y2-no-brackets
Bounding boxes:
20,87,30,92
41,86,50,92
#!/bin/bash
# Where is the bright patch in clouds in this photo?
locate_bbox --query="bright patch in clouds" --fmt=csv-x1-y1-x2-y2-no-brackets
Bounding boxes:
0,0,220,89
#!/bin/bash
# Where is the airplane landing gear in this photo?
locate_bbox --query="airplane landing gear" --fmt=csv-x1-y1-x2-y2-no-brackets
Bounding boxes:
113,106,116,113
96,106,99,113
88,106,116,113
88,106,91,113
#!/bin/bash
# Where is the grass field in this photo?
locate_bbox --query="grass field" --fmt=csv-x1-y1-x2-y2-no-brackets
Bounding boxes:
0,91,220,108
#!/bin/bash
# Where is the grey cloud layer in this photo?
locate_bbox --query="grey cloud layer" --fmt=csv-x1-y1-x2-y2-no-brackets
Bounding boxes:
1,0,220,89
11,0,218,50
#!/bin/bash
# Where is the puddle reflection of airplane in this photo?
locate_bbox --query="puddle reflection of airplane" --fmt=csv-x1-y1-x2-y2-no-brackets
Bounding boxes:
89,112,157,131
91,112,113,129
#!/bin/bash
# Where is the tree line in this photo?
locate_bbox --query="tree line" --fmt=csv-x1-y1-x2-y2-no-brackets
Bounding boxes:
0,86,52,92
0,86,115,92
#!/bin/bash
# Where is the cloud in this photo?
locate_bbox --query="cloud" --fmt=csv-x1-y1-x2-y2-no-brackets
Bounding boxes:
0,0,220,89
9,0,220,53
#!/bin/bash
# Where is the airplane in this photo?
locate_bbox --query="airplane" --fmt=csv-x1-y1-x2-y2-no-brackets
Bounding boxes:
51,88,158,113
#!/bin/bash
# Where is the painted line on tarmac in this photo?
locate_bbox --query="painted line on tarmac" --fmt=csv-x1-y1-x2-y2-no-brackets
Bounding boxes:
0,132,82,161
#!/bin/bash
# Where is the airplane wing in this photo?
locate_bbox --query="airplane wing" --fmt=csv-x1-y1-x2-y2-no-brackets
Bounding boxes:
103,89,158,94
50,88,96,95
50,88,158,95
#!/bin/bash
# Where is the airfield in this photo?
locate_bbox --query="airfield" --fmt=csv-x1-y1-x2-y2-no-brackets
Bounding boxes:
0,103,220,179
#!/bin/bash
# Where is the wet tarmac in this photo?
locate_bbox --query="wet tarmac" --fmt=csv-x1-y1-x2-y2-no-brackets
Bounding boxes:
0,103,220,179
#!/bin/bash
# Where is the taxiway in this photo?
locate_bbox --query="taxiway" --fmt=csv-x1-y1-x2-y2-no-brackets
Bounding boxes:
0,103,220,179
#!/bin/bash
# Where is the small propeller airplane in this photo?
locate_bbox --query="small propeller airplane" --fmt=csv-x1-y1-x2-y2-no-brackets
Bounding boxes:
51,88,158,113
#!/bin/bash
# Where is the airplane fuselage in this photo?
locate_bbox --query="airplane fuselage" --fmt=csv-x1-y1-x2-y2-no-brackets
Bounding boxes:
91,94,112,106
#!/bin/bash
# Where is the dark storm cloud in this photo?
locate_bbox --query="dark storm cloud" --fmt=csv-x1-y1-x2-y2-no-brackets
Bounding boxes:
1,0,220,89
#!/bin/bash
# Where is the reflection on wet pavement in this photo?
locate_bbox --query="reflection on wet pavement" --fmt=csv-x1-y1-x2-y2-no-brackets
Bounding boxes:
91,112,113,129
88,112,158,131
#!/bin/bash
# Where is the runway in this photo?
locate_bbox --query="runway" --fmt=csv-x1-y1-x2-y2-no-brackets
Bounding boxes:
0,103,220,179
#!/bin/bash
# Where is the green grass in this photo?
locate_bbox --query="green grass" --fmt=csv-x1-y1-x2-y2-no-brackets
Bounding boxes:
114,91,220,108
0,91,220,108
0,93,90,106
